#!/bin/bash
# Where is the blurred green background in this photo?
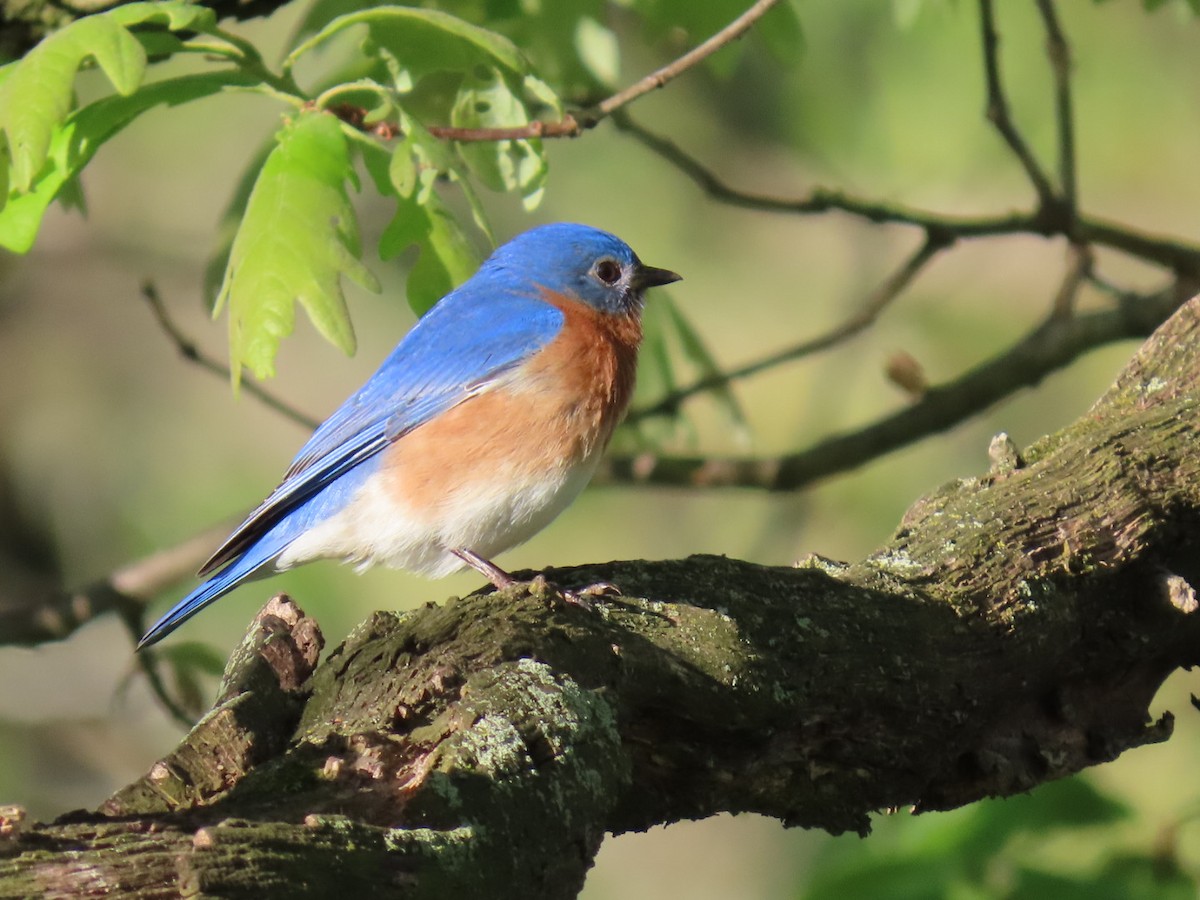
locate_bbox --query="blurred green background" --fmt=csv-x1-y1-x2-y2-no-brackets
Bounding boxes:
2,1,1200,897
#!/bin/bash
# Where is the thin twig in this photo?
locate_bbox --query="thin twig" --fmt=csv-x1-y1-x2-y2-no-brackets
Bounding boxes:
615,113,1038,236
628,231,951,423
591,0,781,121
1035,0,1077,221
425,117,582,142
424,0,781,142
142,282,320,431
1051,243,1092,319
600,285,1183,490
978,0,1057,208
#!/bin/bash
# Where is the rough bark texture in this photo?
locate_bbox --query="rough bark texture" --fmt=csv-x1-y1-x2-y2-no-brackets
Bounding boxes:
1,297,1199,898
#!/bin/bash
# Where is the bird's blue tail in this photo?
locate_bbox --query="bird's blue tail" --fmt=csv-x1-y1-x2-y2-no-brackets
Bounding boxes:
136,465,376,650
137,549,272,649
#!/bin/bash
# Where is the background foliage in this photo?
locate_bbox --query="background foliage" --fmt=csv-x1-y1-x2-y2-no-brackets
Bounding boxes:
2,0,1200,896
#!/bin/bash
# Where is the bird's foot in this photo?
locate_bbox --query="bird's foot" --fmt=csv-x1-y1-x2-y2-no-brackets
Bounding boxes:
451,548,619,611
528,575,621,611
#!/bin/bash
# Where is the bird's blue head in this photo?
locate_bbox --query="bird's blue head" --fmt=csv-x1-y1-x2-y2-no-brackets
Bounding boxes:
483,223,681,315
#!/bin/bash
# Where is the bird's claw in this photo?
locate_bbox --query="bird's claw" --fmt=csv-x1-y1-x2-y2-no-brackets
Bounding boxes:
528,575,620,611
577,581,622,598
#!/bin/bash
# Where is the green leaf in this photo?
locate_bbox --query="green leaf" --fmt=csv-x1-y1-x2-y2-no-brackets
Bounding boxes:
0,71,255,254
359,114,487,315
757,0,805,64
0,0,222,196
0,16,147,191
802,856,960,900
203,139,276,309
108,0,218,32
1009,857,1196,900
619,292,746,449
286,7,527,85
573,17,621,86
450,65,549,209
380,188,480,316
214,112,380,383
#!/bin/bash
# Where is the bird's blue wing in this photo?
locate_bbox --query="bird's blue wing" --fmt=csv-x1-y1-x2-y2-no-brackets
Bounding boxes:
201,286,564,575
138,286,563,648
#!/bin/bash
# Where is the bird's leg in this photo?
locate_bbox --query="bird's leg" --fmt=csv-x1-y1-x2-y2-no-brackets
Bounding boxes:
451,547,518,590
450,547,607,610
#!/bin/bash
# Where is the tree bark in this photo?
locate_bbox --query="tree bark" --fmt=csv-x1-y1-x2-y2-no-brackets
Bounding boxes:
2,295,1200,898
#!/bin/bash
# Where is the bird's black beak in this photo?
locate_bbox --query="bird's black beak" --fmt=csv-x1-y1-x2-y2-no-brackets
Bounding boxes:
635,264,682,289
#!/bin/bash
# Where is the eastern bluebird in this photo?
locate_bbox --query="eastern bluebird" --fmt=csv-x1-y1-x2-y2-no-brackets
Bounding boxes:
138,223,680,648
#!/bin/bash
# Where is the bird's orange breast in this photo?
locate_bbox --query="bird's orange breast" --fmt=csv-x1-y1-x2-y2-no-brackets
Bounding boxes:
381,289,642,517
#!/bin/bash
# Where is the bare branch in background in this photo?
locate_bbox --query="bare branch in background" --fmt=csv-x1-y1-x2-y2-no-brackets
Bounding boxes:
616,114,1200,270
614,112,1039,234
142,283,320,431
597,284,1184,490
0,523,229,648
978,0,1057,208
1034,0,1078,220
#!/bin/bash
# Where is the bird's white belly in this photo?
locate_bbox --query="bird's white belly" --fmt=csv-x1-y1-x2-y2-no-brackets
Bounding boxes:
275,454,601,578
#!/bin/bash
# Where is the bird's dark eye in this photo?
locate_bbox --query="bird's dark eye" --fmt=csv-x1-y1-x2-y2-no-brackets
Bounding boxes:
594,259,622,285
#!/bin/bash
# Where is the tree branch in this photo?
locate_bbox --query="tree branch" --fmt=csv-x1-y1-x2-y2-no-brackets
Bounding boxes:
3,295,1200,897
978,0,1057,208
1035,0,1077,221
589,0,780,122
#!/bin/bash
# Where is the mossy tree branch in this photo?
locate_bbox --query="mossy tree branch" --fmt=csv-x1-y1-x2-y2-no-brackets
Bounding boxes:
2,297,1200,898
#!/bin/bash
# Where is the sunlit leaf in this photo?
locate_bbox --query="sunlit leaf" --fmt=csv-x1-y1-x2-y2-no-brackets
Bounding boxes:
203,139,275,309
107,0,218,32
380,187,480,316
285,7,527,84
0,1,218,195
574,17,621,86
450,65,548,208
366,116,490,313
0,17,147,191
214,112,380,383
0,71,255,254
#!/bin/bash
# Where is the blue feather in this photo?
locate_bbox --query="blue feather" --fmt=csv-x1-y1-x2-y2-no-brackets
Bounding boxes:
136,461,377,648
